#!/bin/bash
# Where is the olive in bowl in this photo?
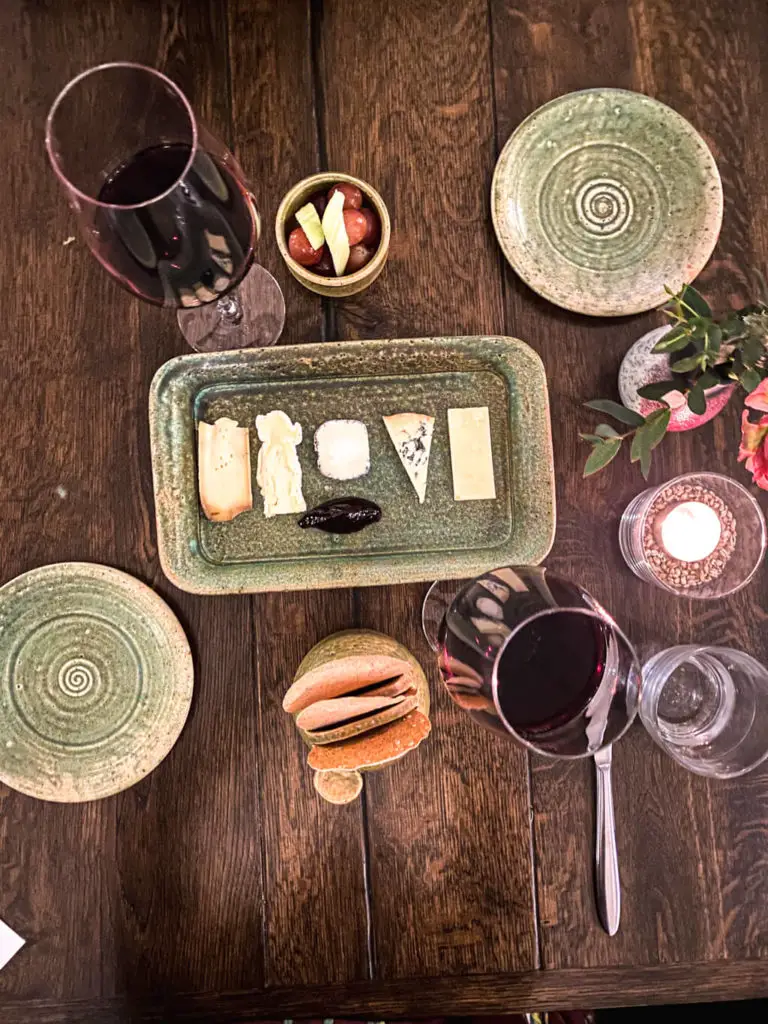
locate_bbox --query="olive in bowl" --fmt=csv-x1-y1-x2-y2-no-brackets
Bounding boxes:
276,173,390,298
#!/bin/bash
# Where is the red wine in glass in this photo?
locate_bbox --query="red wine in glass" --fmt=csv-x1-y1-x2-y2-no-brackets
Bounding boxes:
494,610,608,737
95,143,256,308
434,567,639,758
46,62,284,351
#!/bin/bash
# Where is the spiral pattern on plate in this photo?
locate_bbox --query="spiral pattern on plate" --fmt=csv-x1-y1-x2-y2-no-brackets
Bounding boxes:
9,613,142,748
58,658,98,697
538,144,665,271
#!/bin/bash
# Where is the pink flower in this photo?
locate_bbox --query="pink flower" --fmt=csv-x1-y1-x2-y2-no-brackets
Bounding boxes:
739,409,768,490
745,378,768,412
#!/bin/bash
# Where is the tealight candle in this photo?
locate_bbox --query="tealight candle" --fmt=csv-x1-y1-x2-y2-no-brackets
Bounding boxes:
658,501,722,563
619,472,766,599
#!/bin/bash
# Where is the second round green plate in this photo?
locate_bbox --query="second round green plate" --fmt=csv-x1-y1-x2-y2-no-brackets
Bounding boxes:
491,89,723,316
0,563,193,802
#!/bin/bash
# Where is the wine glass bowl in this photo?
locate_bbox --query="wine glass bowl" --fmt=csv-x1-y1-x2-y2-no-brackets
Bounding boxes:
45,62,284,351
433,566,641,758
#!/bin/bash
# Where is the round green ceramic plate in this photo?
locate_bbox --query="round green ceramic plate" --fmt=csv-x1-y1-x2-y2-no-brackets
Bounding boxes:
0,563,193,802
491,89,723,316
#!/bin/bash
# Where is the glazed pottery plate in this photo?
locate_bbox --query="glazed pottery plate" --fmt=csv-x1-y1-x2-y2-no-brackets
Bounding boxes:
491,88,723,316
149,336,555,593
0,563,193,802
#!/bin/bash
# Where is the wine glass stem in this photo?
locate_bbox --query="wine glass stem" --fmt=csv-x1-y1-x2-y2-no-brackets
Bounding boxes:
217,292,243,326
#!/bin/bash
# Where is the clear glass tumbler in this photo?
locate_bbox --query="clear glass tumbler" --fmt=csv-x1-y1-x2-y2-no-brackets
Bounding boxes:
640,645,768,778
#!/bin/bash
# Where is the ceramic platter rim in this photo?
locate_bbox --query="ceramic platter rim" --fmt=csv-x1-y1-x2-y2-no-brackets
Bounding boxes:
491,88,723,316
149,335,556,594
0,562,194,803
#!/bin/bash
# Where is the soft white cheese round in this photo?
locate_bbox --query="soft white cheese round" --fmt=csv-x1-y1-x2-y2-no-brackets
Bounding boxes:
315,419,370,481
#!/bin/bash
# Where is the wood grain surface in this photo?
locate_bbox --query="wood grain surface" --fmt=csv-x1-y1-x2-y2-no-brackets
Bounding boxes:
0,0,766,1018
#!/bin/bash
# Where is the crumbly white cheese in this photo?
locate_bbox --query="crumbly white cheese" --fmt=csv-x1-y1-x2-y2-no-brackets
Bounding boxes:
447,406,496,501
382,412,434,504
197,417,253,522
315,419,370,481
255,410,306,517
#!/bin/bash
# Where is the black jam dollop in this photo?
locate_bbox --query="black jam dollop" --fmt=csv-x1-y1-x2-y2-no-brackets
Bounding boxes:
298,497,382,534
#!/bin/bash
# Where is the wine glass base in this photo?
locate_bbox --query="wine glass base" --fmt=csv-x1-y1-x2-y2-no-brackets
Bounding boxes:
177,263,286,352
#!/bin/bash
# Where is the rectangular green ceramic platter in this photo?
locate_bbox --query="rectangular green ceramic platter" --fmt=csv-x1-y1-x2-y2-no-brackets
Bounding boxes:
149,336,555,594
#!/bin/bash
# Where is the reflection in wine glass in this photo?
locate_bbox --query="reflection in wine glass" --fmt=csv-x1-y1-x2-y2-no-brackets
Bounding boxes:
424,566,641,758
45,62,285,352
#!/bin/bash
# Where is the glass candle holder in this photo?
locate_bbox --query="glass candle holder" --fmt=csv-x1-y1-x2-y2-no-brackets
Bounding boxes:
619,472,766,599
640,645,768,778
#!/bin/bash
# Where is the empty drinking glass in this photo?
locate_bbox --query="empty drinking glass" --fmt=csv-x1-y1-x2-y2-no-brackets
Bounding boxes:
640,645,768,778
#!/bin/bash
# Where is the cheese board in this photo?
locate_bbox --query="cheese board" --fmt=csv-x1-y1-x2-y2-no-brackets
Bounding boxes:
149,336,555,594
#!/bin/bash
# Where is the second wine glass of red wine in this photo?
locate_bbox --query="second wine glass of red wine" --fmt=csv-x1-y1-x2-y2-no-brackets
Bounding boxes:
45,62,285,352
425,567,641,758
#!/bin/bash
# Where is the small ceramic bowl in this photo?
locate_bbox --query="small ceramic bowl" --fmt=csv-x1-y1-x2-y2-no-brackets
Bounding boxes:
275,172,390,298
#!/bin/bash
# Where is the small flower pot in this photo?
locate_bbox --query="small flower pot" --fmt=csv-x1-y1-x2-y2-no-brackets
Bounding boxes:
618,325,734,432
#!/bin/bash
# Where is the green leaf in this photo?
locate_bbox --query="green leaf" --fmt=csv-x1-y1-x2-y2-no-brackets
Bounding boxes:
652,324,691,353
629,429,644,464
741,335,766,366
579,433,604,443
595,423,621,438
740,367,762,393
583,399,645,427
705,324,723,356
679,284,712,319
670,354,704,373
698,370,719,390
689,317,708,340
583,438,622,477
629,409,670,479
687,384,707,415
643,407,672,450
720,313,745,339
636,380,677,402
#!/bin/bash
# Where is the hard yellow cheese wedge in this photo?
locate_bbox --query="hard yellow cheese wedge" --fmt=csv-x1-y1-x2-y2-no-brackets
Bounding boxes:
198,417,253,521
447,406,496,501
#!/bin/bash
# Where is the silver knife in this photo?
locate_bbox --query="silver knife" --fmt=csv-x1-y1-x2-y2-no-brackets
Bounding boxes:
594,744,620,935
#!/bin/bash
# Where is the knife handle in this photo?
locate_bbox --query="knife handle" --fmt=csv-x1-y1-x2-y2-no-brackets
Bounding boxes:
596,759,621,935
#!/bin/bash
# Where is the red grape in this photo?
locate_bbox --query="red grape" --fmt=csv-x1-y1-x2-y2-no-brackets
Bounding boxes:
360,208,380,246
346,244,375,273
342,209,368,245
288,227,323,266
308,189,328,218
327,182,363,210
312,249,336,276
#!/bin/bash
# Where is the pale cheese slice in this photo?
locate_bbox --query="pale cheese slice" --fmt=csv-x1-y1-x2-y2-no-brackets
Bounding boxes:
255,410,306,517
198,417,253,522
383,412,434,504
447,406,496,501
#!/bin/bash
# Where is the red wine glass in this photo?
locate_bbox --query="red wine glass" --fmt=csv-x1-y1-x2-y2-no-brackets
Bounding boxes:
45,62,285,352
424,567,641,758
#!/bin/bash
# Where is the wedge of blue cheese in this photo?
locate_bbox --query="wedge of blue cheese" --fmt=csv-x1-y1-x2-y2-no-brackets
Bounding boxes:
383,412,434,504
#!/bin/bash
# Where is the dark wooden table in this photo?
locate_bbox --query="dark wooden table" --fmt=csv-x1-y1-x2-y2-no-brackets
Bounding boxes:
2,1,768,1020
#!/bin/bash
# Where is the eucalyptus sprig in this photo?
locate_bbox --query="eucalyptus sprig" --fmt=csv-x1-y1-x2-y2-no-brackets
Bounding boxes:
582,281,768,479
